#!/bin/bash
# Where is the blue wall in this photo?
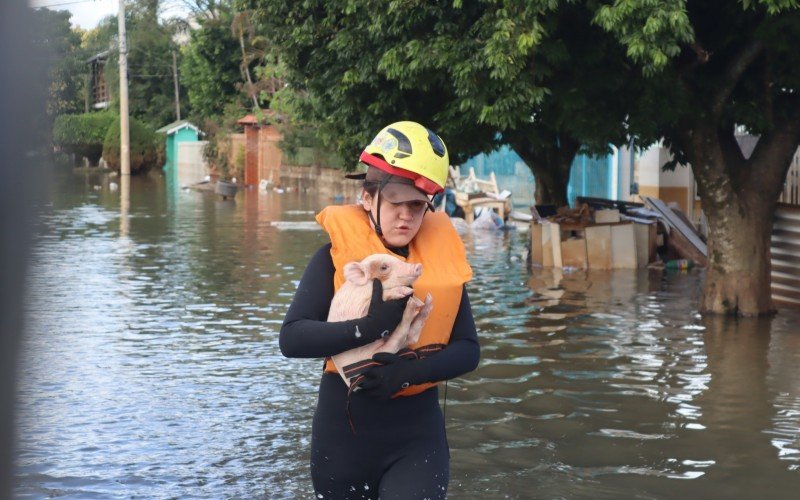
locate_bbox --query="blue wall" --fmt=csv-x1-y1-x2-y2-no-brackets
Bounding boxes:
460,146,615,207
163,127,200,189
566,153,615,206
460,146,535,208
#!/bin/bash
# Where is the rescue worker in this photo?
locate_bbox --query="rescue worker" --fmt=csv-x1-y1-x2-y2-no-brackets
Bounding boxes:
280,121,479,498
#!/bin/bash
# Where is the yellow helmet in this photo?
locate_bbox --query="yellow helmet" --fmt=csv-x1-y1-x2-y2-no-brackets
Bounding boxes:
359,121,449,195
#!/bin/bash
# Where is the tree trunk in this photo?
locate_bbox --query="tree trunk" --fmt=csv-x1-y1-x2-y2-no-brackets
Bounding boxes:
701,194,776,316
688,121,798,316
528,161,570,206
509,132,579,207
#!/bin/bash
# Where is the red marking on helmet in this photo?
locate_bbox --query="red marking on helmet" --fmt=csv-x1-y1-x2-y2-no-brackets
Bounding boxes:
359,151,443,194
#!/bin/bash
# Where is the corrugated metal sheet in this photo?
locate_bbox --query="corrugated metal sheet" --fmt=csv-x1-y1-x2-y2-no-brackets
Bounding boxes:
772,204,800,308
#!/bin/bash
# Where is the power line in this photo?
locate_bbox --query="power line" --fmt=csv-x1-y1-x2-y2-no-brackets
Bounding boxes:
32,0,101,8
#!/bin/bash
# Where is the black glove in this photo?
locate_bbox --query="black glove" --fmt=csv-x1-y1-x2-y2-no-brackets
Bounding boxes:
357,352,428,399
352,279,410,344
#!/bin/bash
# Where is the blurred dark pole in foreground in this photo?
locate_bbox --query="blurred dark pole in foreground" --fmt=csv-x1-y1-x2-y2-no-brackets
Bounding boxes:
1,1,41,497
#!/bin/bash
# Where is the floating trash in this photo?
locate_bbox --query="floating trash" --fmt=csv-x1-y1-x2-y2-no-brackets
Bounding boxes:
269,221,321,231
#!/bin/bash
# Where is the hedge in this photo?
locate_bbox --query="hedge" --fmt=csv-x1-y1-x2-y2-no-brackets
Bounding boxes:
102,116,161,174
52,111,116,165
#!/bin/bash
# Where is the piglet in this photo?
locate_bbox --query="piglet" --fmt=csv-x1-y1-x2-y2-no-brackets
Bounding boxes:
328,253,433,387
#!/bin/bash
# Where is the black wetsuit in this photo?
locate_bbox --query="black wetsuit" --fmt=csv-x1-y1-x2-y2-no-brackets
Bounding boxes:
281,244,479,499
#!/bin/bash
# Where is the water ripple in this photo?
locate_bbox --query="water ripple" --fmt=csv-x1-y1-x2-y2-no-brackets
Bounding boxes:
16,173,800,498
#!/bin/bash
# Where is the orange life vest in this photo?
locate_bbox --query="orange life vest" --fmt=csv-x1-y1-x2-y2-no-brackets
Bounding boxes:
316,204,472,396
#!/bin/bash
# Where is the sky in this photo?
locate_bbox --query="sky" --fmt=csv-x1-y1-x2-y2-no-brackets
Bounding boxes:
29,0,118,29
29,0,188,30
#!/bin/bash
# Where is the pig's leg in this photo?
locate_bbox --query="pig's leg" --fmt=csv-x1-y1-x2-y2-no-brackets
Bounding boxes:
382,285,414,302
405,293,433,346
333,297,424,385
376,296,424,353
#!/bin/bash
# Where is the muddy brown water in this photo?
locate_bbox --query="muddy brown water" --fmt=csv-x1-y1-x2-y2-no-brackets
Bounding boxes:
15,171,800,498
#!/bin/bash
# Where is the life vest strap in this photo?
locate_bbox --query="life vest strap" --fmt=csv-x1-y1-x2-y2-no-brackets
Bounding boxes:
343,343,446,435
341,344,446,380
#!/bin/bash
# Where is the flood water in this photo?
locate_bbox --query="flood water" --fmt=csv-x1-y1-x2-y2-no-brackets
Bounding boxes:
15,170,800,498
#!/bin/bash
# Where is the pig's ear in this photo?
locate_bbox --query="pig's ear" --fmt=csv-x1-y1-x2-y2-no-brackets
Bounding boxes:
343,261,370,286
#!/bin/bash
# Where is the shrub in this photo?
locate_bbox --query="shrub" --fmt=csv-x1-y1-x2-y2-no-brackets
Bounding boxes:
102,116,160,174
52,111,116,165
233,143,245,180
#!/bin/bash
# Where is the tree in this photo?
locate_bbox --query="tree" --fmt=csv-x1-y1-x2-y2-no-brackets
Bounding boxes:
164,0,223,21
81,1,188,129
30,8,86,146
181,4,244,120
244,0,500,168
248,0,800,315
246,0,635,204
53,111,116,165
103,115,161,174
126,0,189,128
480,3,634,205
596,0,800,316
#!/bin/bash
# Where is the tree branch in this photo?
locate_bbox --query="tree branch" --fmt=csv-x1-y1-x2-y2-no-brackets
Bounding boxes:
717,123,746,177
710,38,764,118
748,97,800,196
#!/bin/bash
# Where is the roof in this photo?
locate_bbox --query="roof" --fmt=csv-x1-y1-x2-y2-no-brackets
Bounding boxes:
86,50,109,64
237,114,259,125
156,120,202,136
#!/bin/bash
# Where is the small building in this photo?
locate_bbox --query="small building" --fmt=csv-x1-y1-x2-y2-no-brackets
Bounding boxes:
156,120,203,187
235,113,284,187
86,51,110,110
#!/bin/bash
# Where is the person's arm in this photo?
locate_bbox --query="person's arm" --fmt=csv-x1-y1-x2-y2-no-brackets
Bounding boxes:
357,286,480,398
279,244,408,359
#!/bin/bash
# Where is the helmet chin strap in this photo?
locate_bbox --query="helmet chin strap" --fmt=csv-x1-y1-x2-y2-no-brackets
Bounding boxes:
368,201,383,236
367,176,391,237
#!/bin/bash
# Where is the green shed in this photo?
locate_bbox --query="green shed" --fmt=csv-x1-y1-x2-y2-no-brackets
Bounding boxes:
156,120,202,186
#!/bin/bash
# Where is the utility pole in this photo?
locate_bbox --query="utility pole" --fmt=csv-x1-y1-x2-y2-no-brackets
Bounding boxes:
117,0,130,176
172,50,181,121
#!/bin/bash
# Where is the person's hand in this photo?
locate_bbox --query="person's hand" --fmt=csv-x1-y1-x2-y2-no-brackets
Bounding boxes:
357,352,426,399
353,280,411,344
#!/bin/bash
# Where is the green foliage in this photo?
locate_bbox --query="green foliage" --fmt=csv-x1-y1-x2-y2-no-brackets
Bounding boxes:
80,1,188,129
596,0,800,166
31,8,86,117
245,0,633,204
30,8,87,149
102,116,160,174
233,143,246,179
279,127,345,168
245,0,800,206
81,14,118,54
53,112,116,165
593,0,694,76
199,100,248,180
181,6,244,120
126,3,187,128
245,0,499,166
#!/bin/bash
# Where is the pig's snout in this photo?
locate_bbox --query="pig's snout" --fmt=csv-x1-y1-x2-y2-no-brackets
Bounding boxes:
378,261,422,290
398,263,422,283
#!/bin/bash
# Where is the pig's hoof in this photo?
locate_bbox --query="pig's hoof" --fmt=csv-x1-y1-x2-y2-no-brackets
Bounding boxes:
388,286,413,299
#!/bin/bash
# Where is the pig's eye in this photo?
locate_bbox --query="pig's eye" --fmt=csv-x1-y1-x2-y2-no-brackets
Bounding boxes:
380,264,389,272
